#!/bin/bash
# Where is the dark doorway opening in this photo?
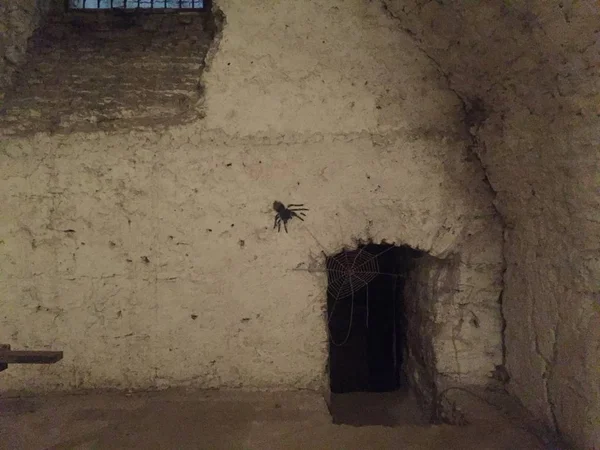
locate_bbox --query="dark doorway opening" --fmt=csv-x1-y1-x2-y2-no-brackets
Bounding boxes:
326,243,424,425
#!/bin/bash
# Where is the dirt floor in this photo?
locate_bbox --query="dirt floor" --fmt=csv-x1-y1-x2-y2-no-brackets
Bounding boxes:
0,389,550,450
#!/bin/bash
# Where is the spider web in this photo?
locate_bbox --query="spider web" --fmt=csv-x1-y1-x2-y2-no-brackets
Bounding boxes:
326,248,381,300
324,245,399,347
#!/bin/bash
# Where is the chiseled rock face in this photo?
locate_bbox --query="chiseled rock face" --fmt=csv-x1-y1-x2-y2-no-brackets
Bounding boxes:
381,1,600,448
3,1,597,448
1,0,502,425
0,11,217,136
0,1,52,91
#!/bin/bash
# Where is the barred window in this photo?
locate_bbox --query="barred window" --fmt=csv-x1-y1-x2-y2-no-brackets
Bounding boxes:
68,1,206,10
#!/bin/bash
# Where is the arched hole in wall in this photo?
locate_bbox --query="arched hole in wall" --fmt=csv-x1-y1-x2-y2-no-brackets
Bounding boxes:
325,243,451,426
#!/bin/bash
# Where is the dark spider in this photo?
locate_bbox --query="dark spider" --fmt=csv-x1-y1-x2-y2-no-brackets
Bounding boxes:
273,201,308,233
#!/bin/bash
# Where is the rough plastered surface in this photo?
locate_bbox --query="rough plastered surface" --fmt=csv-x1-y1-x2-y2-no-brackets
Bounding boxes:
1,0,502,400
381,0,600,448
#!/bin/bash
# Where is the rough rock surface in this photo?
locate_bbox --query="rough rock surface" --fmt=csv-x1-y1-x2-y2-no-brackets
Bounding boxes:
381,1,600,448
3,0,598,448
0,1,51,92
0,0,503,400
1,10,215,135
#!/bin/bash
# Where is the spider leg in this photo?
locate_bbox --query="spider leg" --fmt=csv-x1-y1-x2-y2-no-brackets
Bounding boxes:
289,207,309,212
273,215,279,230
291,212,305,222
277,219,282,232
283,221,288,233
286,203,304,207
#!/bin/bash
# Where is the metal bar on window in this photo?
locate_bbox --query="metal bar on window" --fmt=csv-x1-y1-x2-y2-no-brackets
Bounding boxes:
69,0,205,9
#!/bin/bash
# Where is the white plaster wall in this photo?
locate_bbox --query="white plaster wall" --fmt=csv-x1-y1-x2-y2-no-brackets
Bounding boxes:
0,0,502,392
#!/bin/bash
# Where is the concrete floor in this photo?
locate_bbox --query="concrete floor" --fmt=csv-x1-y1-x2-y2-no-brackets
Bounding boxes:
0,390,548,450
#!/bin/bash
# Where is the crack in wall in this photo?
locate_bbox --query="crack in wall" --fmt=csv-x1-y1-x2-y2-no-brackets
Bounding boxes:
529,277,554,426
547,327,560,435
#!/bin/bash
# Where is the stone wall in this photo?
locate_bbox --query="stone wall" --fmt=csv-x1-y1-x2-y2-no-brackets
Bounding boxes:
0,0,52,93
0,0,503,398
1,10,217,135
403,254,450,417
381,1,600,448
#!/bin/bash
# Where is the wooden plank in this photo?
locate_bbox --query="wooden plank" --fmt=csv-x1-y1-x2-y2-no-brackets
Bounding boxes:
0,344,9,370
0,350,63,364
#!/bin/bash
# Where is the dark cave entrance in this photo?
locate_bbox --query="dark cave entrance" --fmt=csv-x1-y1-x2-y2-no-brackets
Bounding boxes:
326,243,424,425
